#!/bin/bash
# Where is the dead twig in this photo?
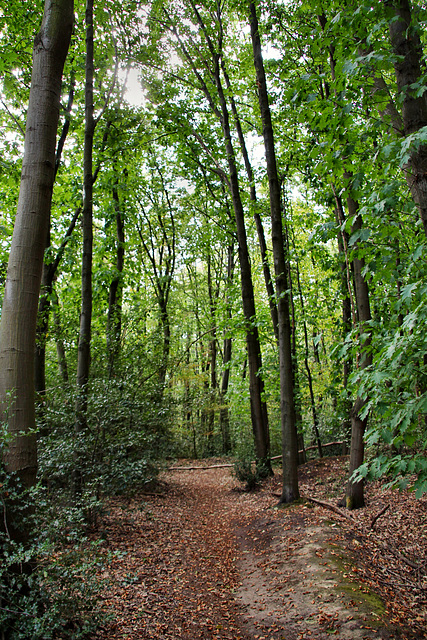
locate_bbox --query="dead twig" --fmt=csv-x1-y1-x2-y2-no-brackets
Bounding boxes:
370,504,390,529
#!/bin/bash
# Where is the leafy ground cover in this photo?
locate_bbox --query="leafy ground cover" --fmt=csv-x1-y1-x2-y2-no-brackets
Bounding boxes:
91,456,426,639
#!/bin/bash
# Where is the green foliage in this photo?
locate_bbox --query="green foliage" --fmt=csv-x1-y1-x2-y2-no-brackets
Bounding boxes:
0,436,112,639
350,272,427,496
232,439,271,490
233,455,261,491
0,536,112,639
38,377,171,503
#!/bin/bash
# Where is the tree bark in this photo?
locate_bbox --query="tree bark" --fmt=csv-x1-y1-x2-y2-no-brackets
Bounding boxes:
249,0,299,500
386,0,427,237
52,290,69,384
107,174,125,379
206,251,218,453
344,185,372,510
221,61,279,342
334,197,353,443
34,206,80,396
74,0,95,494
283,208,305,464
219,243,234,454
0,0,73,536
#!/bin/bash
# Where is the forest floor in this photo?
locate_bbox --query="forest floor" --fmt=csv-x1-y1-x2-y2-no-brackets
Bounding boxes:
92,456,427,640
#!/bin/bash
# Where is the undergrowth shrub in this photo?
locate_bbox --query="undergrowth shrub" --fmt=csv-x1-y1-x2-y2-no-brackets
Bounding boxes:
1,375,173,638
38,377,172,507
233,450,270,490
0,463,113,639
0,536,112,639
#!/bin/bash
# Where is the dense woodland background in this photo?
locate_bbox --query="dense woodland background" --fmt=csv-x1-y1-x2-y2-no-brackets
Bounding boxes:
1,0,427,636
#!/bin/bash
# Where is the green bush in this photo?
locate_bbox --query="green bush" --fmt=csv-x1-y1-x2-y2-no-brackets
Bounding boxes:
37,377,172,504
0,461,113,639
233,453,270,490
0,536,112,639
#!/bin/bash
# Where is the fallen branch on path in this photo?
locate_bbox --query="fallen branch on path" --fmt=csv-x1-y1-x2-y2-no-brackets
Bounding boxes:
306,496,355,522
379,541,422,571
307,498,423,575
141,492,166,497
170,442,346,472
168,463,234,471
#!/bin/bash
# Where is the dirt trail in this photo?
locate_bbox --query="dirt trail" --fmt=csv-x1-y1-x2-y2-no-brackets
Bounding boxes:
94,460,422,640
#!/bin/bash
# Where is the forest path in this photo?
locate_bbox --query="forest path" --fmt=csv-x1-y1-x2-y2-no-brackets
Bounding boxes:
94,458,422,640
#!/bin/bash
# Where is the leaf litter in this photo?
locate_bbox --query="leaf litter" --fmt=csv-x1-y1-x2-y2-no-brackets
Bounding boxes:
92,456,426,640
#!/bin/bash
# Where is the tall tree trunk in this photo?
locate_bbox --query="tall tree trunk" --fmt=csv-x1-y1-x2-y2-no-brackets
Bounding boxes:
249,0,299,500
107,174,125,379
344,185,372,510
293,247,323,458
137,159,175,389
219,243,234,454
283,207,305,464
207,252,218,453
35,206,80,396
0,0,73,537
386,0,427,237
52,290,69,385
216,91,270,465
334,194,353,443
158,301,171,387
173,0,270,466
34,283,49,398
222,61,279,341
74,0,95,492
207,52,270,466
34,74,75,398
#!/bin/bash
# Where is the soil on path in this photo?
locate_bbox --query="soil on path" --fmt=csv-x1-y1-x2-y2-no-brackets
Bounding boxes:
93,457,426,640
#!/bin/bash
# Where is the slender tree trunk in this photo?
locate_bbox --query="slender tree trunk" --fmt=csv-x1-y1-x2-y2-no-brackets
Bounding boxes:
107,175,125,379
293,253,323,458
74,0,95,492
52,290,69,385
219,243,234,454
249,0,299,500
172,0,270,465
222,61,279,341
34,285,49,398
217,100,270,465
156,295,170,388
207,252,218,453
219,337,232,453
35,206,80,396
344,186,372,509
34,74,75,398
0,0,73,538
283,210,305,463
137,160,175,389
206,54,270,465
334,195,353,442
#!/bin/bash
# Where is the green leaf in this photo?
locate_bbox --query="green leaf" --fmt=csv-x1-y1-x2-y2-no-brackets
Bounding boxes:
402,312,417,330
401,283,417,300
